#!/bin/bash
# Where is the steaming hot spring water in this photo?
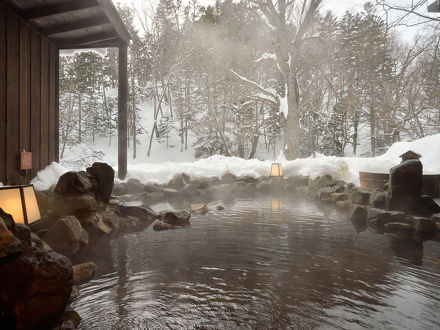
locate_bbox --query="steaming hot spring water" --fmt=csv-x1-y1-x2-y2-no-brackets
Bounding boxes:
71,195,440,329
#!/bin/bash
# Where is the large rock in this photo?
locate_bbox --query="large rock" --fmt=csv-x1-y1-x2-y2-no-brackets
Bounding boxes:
0,218,23,263
1,207,16,231
410,217,438,234
86,162,115,204
112,183,129,196
369,190,387,209
384,222,414,232
350,205,368,222
331,193,349,202
42,216,85,255
54,171,94,195
368,209,407,227
350,188,371,205
30,233,52,252
0,247,72,330
413,195,440,216
168,173,190,190
73,262,97,284
117,204,157,222
125,178,144,194
388,159,423,211
52,194,98,219
162,210,191,226
221,172,237,184
14,224,31,246
153,220,175,231
189,204,209,214
318,186,334,201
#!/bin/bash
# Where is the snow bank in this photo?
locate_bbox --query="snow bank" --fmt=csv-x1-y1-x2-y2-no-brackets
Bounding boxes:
31,162,69,191
31,134,440,190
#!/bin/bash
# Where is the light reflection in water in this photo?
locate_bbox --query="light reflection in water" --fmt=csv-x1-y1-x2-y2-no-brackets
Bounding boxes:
72,197,440,329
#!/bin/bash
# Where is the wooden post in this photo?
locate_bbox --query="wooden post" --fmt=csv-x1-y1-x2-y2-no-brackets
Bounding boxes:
118,42,128,179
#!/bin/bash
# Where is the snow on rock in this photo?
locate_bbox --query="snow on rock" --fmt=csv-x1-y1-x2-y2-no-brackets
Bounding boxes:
31,134,440,190
377,134,440,174
31,162,69,191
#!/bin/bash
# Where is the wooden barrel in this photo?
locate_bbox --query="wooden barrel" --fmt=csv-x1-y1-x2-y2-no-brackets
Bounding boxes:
359,171,440,197
359,171,389,191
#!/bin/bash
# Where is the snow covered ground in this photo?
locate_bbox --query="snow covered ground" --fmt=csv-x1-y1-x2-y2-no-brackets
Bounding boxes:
31,134,440,191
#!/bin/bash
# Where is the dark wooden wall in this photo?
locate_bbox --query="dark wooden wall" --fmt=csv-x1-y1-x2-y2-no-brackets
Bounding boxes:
0,4,58,185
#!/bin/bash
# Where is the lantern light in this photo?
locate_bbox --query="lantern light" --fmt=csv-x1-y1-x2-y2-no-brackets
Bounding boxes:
0,184,41,225
270,163,283,177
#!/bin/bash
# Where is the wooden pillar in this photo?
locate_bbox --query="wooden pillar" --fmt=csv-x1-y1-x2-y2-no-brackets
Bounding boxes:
118,43,128,179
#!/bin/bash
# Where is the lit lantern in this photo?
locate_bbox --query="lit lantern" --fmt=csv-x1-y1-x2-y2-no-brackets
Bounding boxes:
0,184,41,225
270,163,283,177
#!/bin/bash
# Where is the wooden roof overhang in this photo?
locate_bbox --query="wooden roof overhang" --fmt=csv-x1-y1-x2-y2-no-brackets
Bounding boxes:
1,0,131,49
428,1,440,12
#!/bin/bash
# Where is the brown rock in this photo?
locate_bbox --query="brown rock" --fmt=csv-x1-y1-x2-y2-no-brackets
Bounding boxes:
410,217,438,234
350,189,371,205
73,262,97,284
62,307,81,327
153,220,175,231
69,285,79,302
168,173,190,190
54,171,94,195
117,204,157,222
350,205,368,222
189,203,209,214
52,194,97,219
162,210,191,226
0,218,23,263
42,216,84,255
86,162,115,204
384,222,414,231
30,233,53,252
0,247,73,330
331,193,349,202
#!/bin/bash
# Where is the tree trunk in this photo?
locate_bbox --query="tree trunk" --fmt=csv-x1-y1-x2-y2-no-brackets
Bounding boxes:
284,79,301,159
78,95,82,144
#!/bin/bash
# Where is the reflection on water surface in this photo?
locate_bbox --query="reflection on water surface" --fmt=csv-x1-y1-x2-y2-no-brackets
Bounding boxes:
72,197,440,329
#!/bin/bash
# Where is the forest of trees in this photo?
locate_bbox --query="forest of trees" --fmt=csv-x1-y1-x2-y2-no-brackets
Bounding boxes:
59,0,440,162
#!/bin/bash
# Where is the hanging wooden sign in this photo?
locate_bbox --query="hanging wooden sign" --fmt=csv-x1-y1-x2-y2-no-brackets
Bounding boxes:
21,152,32,170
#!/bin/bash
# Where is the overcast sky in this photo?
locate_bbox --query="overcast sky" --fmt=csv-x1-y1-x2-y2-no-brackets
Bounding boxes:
115,0,438,43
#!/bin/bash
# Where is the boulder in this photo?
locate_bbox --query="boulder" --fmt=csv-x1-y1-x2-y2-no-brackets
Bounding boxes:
54,171,94,195
162,210,191,226
42,216,85,255
86,162,115,204
216,205,225,211
331,193,349,202
432,213,440,223
73,262,97,284
143,184,163,193
112,183,129,196
34,190,57,216
335,200,352,209
189,204,209,214
125,178,144,194
292,175,309,187
30,233,52,252
318,186,334,201
52,194,97,219
388,159,423,211
334,185,346,193
153,220,175,231
368,209,407,227
221,172,237,184
117,205,157,222
369,190,387,209
1,207,15,232
0,218,23,263
384,222,414,232
14,223,31,246
83,214,113,235
350,189,371,205
413,195,440,216
0,247,72,330
350,205,368,222
168,173,189,190
28,210,58,234
189,177,212,189
62,307,81,327
69,286,79,302
410,217,438,234
181,183,200,196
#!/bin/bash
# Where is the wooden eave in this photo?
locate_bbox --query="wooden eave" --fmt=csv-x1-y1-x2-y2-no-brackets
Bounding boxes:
428,1,440,12
1,0,131,49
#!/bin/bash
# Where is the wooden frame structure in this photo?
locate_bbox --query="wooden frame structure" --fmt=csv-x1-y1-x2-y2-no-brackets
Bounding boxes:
0,0,130,184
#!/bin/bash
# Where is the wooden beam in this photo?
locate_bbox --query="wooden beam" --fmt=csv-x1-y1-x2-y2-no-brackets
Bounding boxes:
55,48,60,163
96,0,130,44
21,0,99,20
118,43,128,180
53,30,119,48
57,38,121,50
40,15,110,36
0,6,6,184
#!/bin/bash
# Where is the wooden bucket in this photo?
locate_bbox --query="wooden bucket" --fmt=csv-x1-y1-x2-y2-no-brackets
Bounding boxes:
359,171,440,197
